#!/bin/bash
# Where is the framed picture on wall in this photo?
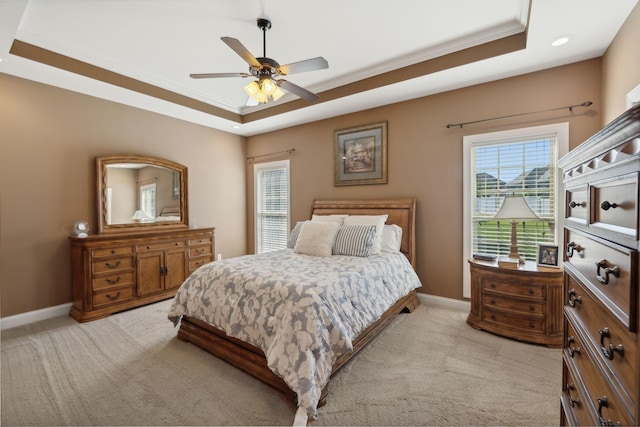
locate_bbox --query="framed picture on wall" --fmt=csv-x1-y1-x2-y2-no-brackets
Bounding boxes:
537,244,560,268
334,121,387,186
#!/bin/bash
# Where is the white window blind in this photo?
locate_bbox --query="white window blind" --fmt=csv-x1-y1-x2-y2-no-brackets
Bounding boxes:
255,160,290,253
471,137,556,260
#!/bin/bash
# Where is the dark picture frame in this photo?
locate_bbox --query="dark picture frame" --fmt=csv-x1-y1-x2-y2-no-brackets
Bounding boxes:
537,244,560,268
334,121,387,186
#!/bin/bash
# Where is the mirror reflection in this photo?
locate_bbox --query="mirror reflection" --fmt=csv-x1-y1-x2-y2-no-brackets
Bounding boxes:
105,163,181,225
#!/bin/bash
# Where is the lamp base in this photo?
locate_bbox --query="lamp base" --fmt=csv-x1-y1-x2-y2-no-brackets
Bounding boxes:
497,257,522,269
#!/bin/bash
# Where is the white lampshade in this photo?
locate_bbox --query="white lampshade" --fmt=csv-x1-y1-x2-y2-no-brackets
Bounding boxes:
131,210,149,221
260,78,277,96
272,86,285,101
243,81,260,98
494,196,539,220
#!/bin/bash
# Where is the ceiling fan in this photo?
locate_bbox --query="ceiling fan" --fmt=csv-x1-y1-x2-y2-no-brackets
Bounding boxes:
190,18,329,104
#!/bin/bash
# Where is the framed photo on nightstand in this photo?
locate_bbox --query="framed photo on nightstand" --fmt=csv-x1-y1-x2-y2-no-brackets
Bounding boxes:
537,244,560,268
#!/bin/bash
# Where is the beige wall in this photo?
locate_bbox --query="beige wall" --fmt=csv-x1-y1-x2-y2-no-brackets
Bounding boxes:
246,59,603,300
0,74,247,317
602,2,640,124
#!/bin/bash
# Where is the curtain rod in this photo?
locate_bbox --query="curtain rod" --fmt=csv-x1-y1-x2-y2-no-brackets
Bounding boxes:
246,148,295,161
445,101,593,129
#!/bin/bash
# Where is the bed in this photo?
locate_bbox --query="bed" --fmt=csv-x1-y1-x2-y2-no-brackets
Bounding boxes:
168,198,421,424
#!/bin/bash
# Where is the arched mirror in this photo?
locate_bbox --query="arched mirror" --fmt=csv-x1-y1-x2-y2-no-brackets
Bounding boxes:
96,154,188,233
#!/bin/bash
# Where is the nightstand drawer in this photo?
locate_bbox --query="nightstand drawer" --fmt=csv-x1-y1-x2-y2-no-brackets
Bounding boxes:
482,308,545,333
482,280,544,299
482,294,544,315
564,227,637,329
92,256,133,274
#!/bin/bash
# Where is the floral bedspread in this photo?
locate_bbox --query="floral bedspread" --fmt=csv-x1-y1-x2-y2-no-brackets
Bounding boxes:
167,249,422,418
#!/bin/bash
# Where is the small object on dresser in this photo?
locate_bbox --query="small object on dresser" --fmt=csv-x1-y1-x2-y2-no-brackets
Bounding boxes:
72,221,89,238
472,253,497,261
497,257,520,269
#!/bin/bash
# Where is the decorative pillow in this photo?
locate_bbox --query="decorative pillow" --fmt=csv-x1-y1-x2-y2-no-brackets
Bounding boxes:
381,224,403,252
311,214,349,225
293,221,340,256
287,221,307,249
333,225,377,257
343,214,388,255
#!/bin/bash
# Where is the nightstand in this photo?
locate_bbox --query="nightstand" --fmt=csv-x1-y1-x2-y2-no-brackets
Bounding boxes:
466,258,563,347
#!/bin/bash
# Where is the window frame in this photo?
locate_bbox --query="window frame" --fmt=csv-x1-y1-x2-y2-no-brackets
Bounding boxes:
462,122,568,298
254,159,290,254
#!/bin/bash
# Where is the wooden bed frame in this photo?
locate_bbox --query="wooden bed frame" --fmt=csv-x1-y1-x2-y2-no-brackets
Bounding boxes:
176,198,420,407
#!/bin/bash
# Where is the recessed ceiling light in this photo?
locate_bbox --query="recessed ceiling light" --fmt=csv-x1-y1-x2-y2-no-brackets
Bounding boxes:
551,35,573,47
231,124,240,129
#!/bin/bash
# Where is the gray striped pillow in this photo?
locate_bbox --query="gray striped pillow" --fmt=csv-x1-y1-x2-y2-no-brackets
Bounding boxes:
332,225,377,257
287,221,306,248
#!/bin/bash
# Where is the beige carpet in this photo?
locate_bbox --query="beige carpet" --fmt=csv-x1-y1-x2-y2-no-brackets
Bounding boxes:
1,299,561,426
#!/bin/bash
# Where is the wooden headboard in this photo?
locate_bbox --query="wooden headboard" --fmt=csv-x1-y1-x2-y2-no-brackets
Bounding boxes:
310,198,417,268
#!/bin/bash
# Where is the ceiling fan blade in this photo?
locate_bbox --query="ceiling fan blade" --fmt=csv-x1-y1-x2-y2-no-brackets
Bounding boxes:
190,72,250,79
278,79,319,102
221,37,261,68
277,57,328,75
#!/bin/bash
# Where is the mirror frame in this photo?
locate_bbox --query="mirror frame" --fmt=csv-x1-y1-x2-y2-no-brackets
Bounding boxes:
96,154,189,233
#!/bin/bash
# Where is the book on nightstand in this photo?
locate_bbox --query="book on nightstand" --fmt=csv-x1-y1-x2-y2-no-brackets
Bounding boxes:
497,257,520,269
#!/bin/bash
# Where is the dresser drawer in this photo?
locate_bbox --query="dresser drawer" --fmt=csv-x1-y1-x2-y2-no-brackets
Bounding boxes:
564,227,638,330
482,294,544,315
93,286,134,308
92,272,134,290
562,359,598,426
482,280,545,299
91,245,134,258
92,256,134,274
137,240,186,252
565,313,637,410
189,257,212,271
189,245,212,258
565,185,588,226
482,308,545,333
590,173,639,242
188,236,213,246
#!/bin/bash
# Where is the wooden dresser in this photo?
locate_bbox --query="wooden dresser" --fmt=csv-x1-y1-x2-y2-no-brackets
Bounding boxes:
558,104,639,426
467,259,564,347
69,227,214,322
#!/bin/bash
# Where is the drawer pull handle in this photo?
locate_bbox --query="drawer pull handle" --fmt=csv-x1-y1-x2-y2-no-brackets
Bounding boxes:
595,260,620,285
196,261,205,267
566,336,581,357
105,261,121,269
600,201,618,211
529,306,535,311
105,291,121,300
567,289,582,307
599,327,624,360
528,289,535,295
566,383,579,408
569,201,585,208
106,276,121,284
566,242,584,258
196,248,204,254
596,396,621,426
111,249,116,254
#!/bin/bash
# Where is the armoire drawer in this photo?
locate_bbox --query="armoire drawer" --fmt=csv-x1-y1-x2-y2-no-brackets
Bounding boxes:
590,173,639,242
564,227,638,329
564,312,637,411
562,359,598,426
565,185,588,226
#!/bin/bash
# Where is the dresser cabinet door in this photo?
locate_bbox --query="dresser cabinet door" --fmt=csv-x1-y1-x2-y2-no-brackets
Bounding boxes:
137,251,164,296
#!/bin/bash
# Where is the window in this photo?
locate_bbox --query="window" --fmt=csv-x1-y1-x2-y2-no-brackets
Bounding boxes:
140,183,156,218
463,123,568,297
254,160,290,253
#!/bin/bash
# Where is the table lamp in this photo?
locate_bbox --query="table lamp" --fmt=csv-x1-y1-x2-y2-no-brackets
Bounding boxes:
494,195,539,265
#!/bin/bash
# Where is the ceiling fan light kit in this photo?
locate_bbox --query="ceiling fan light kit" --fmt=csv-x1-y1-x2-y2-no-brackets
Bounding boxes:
191,18,328,104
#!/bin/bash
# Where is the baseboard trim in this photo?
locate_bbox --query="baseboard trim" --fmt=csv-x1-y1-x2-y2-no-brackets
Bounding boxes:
1,303,72,330
0,294,469,330
417,293,470,312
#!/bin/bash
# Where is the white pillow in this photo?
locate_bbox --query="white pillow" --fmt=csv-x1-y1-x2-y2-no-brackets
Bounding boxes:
333,225,377,257
311,214,349,225
293,221,340,256
343,214,388,255
381,224,403,252
287,221,307,248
